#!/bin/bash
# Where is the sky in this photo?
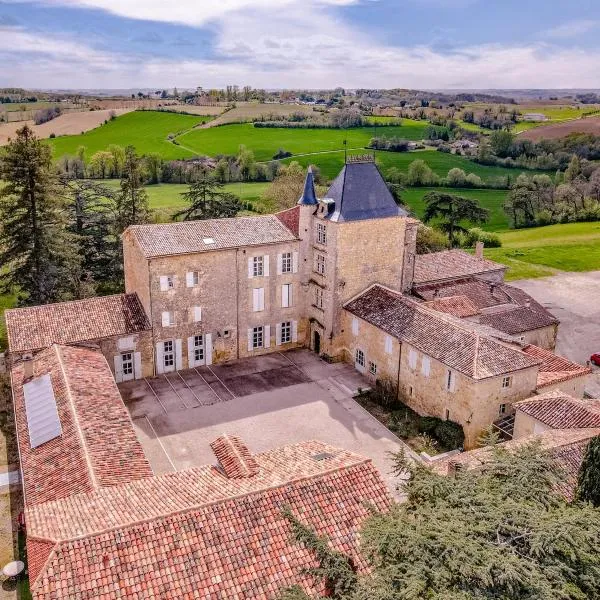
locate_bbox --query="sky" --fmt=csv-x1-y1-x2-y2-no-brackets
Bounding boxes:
1,0,600,90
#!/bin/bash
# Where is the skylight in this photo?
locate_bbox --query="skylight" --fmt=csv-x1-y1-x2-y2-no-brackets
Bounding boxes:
203,238,215,245
23,373,62,449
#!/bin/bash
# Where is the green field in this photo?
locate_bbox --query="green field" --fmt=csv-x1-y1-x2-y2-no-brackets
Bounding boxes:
48,111,212,160
401,187,509,231
487,222,600,280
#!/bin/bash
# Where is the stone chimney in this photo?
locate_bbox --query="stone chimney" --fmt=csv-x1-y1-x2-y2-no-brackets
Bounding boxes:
210,434,259,478
475,241,484,260
22,356,34,382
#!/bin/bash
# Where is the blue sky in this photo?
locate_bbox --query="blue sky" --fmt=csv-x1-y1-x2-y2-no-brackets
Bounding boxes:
1,0,600,89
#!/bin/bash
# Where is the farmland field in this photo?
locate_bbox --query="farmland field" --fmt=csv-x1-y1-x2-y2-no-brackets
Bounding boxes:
519,115,600,141
48,110,211,160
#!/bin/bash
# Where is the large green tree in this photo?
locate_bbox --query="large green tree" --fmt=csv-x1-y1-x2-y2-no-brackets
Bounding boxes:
173,175,242,221
0,125,81,304
280,442,600,600
422,192,488,246
576,435,600,507
114,145,150,233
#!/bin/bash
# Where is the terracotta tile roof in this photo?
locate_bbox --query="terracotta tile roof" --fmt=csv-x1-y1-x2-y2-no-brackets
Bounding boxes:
413,250,506,284
12,345,152,508
276,205,300,236
522,344,591,388
27,440,391,599
479,306,558,335
5,293,150,354
210,434,260,478
344,285,540,379
432,428,600,502
126,214,298,258
415,278,513,309
423,295,480,317
515,390,600,429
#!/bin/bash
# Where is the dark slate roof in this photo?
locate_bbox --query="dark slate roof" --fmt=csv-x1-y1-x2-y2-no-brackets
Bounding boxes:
297,166,318,205
325,161,407,222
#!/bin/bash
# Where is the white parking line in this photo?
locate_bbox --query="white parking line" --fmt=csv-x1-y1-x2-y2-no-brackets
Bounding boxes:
144,377,168,414
192,368,224,403
278,351,310,378
206,365,238,399
143,416,177,473
164,372,194,409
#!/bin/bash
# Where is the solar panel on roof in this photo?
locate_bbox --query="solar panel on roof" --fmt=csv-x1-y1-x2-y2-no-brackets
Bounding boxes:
23,373,62,449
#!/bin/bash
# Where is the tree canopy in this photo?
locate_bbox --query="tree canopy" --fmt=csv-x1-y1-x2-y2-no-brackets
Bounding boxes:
173,174,242,221
576,435,600,507
279,442,600,600
422,191,488,246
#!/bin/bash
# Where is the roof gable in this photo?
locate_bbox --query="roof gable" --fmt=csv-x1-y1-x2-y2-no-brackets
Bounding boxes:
413,250,505,285
515,390,600,429
325,161,407,222
522,344,591,388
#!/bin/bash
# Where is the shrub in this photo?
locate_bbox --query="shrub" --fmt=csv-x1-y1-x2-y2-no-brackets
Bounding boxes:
433,419,464,449
463,227,502,248
49,133,55,138
273,148,293,160
416,224,450,254
34,106,62,125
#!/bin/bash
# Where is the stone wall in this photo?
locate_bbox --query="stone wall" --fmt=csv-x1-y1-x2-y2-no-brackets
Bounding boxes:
123,230,151,316
521,325,558,350
513,410,549,439
98,331,154,379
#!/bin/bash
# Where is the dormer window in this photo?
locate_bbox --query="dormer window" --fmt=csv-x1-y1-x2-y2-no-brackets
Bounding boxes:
316,223,327,245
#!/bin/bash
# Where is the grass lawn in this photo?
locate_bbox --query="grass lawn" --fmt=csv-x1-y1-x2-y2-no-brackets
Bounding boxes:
177,121,428,161
486,222,600,280
401,187,509,231
47,111,212,160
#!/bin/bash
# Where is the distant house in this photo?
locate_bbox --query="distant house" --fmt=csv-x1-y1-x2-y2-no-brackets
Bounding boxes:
522,113,548,122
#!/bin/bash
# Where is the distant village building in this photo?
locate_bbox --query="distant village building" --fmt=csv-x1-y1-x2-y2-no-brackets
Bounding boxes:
522,113,549,122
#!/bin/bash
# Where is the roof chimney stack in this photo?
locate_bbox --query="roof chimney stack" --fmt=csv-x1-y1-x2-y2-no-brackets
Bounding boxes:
475,241,484,260
210,434,259,479
22,356,34,382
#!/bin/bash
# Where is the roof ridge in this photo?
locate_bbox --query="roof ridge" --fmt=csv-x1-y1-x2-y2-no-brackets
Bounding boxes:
32,457,375,546
4,291,137,315
53,345,99,490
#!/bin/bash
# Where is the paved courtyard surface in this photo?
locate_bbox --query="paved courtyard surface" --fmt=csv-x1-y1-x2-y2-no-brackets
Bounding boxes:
513,270,600,397
120,349,408,494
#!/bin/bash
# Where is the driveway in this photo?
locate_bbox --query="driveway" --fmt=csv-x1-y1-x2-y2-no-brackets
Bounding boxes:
513,270,600,396
120,349,409,495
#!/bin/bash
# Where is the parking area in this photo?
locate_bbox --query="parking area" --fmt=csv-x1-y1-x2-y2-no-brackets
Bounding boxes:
120,349,408,494
513,270,600,396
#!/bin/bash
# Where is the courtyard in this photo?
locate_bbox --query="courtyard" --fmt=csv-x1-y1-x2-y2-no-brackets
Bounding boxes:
119,349,411,494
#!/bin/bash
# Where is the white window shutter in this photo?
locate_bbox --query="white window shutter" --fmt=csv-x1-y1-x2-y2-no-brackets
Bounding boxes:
162,311,171,327
186,272,194,287
187,336,195,368
247,329,254,352
113,355,123,383
352,318,359,336
205,333,213,365
282,284,289,308
409,349,417,369
264,325,271,348
292,251,299,273
248,257,253,278
292,320,298,343
159,276,169,291
277,253,283,275
156,342,164,375
264,255,270,277
134,352,142,379
259,288,265,311
193,306,202,322
422,356,431,377
175,339,183,370
276,323,282,346
288,284,293,307
385,335,393,354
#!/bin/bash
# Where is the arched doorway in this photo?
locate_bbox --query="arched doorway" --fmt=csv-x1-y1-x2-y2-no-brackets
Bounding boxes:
313,330,321,354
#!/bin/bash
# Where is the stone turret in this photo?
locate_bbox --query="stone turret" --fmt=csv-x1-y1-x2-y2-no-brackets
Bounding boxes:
297,166,318,206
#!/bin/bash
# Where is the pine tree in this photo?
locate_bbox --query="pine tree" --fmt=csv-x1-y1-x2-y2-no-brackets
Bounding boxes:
0,125,81,305
174,174,242,221
114,145,150,233
576,435,600,507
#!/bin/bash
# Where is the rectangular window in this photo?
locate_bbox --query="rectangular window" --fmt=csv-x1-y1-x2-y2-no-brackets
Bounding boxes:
121,352,133,376
281,252,292,274
253,256,264,277
355,349,365,368
315,287,324,309
369,361,377,376
282,284,292,308
186,271,200,287
193,335,204,363
281,321,292,344
445,408,450,420
315,254,326,275
421,356,431,377
163,341,174,368
502,376,512,389
317,222,327,245
351,318,359,336
160,275,175,291
252,326,264,349
252,288,265,312
446,369,455,392
384,335,393,355
409,386,414,397
499,403,507,416
192,306,202,322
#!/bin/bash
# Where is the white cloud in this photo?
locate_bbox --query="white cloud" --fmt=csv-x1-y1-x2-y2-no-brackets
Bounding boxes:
3,0,359,26
542,19,598,39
